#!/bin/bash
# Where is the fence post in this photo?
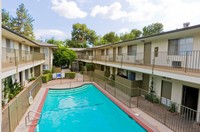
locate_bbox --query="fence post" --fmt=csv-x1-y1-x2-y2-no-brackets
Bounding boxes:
136,88,140,108
121,54,123,68
164,105,167,125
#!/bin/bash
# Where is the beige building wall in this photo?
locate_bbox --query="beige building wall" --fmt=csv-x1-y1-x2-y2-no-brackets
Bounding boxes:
0,10,2,126
40,46,54,71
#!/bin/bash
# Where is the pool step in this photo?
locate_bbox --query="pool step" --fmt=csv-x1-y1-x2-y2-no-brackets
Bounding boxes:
48,86,89,95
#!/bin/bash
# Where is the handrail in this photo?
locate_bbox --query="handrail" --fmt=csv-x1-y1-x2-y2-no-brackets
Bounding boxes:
25,111,42,126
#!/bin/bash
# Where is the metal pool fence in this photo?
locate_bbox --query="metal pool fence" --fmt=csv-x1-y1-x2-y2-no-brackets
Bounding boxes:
82,71,200,132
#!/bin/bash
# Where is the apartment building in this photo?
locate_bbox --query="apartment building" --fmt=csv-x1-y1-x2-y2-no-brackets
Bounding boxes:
39,43,57,71
76,24,200,119
1,26,54,105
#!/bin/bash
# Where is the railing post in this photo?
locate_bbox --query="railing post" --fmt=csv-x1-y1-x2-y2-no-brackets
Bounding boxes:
14,49,17,67
185,51,188,72
121,54,123,68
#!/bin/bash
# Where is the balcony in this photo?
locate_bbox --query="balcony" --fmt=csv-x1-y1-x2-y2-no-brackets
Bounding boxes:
77,51,200,78
2,47,45,71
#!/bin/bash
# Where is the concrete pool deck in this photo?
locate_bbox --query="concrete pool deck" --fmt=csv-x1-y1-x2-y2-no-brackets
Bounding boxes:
14,77,173,132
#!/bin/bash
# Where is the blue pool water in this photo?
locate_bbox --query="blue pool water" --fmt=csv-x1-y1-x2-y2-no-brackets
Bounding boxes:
35,84,146,132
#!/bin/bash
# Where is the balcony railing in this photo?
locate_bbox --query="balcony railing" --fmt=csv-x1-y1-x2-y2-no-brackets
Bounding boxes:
2,47,45,70
77,51,200,73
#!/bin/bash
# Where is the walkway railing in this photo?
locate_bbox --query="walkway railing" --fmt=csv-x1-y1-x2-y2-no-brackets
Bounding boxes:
77,51,200,73
82,71,200,132
2,47,45,70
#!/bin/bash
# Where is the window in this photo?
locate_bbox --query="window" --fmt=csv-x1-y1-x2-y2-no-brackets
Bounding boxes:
118,47,123,55
161,81,172,99
6,39,11,52
43,65,48,70
168,37,193,55
127,45,137,56
6,39,11,48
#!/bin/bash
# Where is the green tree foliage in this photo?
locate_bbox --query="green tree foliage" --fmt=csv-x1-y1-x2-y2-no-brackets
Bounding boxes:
102,32,120,44
2,9,12,28
11,3,35,40
53,46,77,67
70,23,98,47
120,29,141,41
65,39,87,48
46,37,64,45
142,23,164,36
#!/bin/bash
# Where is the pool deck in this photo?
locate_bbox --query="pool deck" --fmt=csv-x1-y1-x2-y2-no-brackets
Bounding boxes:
14,77,174,132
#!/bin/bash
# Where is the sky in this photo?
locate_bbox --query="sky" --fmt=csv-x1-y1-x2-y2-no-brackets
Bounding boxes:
2,0,200,41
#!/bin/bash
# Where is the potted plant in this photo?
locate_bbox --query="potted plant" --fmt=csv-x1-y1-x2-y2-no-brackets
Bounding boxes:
168,102,177,114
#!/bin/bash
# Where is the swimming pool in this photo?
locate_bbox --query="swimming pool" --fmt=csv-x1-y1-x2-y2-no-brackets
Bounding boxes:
35,84,147,132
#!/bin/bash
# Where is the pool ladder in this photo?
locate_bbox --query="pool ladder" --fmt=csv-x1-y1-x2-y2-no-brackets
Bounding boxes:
25,111,41,126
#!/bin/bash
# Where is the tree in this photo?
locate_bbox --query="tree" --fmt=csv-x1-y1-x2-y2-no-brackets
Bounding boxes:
2,9,12,28
71,23,98,47
120,29,141,41
46,38,64,45
65,39,87,48
53,46,77,67
11,3,35,40
142,23,164,36
103,32,120,44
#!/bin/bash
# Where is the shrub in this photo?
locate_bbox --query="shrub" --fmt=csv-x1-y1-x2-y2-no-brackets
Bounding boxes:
153,97,159,103
42,74,49,83
65,72,76,79
86,63,94,71
168,103,177,113
43,70,52,74
145,93,159,104
29,77,36,82
48,73,52,81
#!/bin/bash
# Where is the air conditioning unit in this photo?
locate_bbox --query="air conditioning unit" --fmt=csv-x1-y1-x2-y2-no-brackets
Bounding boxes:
172,61,181,68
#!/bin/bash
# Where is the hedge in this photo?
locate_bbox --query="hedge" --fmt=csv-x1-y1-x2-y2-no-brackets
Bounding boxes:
65,72,76,79
48,73,52,81
42,74,49,83
42,73,52,83
86,63,94,71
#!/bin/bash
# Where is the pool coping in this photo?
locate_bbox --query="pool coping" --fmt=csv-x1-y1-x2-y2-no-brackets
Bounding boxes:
28,83,153,132
28,88,49,132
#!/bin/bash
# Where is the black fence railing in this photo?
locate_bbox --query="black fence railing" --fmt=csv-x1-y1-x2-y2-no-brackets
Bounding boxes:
83,71,200,132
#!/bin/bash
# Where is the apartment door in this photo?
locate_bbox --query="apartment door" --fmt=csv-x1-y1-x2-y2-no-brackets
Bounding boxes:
142,74,149,91
182,86,198,111
144,42,152,65
113,48,116,62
